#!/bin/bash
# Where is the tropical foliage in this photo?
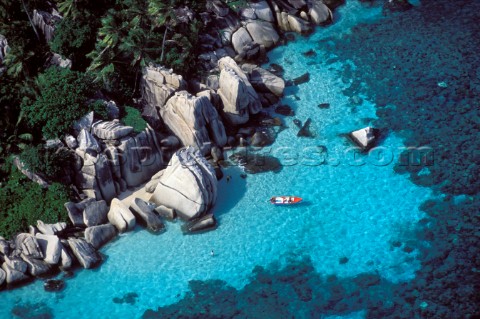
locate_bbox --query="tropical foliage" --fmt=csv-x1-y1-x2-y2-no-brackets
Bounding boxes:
0,166,71,239
20,67,100,139
122,106,148,133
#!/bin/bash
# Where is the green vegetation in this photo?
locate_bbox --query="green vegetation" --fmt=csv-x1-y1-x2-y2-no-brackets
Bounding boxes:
19,144,73,181
49,18,97,70
87,0,204,94
21,67,100,139
0,166,71,239
122,106,148,133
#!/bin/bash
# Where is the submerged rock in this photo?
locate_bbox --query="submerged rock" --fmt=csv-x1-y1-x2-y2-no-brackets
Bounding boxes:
44,279,65,292
286,72,310,86
318,103,330,109
297,118,314,137
302,49,317,57
229,151,282,174
275,105,295,116
181,214,217,234
383,0,413,13
150,147,217,221
250,130,275,147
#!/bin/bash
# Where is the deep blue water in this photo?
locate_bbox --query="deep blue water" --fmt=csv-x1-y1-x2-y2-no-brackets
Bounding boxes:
1,0,479,318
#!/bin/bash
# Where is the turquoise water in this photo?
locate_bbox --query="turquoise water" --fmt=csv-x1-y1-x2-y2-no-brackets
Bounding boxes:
0,2,438,318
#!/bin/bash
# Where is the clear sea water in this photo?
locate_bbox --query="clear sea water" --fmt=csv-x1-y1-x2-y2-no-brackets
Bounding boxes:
0,1,439,318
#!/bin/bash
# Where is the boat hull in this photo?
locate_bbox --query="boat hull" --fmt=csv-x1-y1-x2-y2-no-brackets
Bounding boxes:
270,196,303,205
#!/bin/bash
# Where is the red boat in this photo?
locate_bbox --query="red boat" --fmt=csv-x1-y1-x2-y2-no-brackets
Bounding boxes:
270,196,303,205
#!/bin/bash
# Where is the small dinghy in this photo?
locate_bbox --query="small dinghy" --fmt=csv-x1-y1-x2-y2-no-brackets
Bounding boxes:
270,196,303,205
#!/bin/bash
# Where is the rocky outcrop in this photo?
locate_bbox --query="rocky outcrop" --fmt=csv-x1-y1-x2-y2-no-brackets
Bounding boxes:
85,223,117,249
15,233,43,259
64,197,96,226
83,200,108,227
141,65,187,129
59,242,73,270
0,238,10,256
245,21,279,49
67,238,102,269
21,254,53,276
218,57,262,124
154,205,176,220
77,129,101,154
1,263,29,285
32,9,61,42
74,111,94,135
0,267,5,287
4,256,28,274
116,128,166,188
0,34,9,64
161,91,227,154
129,198,165,233
150,147,217,220
36,220,67,235
242,64,285,97
107,198,136,232
91,120,133,140
309,0,333,25
348,127,379,151
72,123,168,201
46,53,72,69
249,1,275,22
35,234,61,265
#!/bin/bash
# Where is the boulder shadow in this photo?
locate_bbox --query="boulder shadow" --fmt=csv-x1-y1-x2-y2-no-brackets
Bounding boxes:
212,166,247,219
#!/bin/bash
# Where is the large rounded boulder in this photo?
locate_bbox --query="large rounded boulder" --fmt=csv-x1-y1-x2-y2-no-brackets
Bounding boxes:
149,147,217,220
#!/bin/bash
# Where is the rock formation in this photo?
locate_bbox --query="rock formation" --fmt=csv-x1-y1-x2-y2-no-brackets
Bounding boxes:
67,238,102,269
348,127,379,151
35,234,62,265
141,65,187,129
32,9,61,42
129,198,165,233
85,223,117,249
107,198,136,232
218,57,262,124
150,147,217,220
161,91,227,154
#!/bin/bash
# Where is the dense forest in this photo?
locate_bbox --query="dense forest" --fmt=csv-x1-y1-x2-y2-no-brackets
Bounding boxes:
0,0,210,238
